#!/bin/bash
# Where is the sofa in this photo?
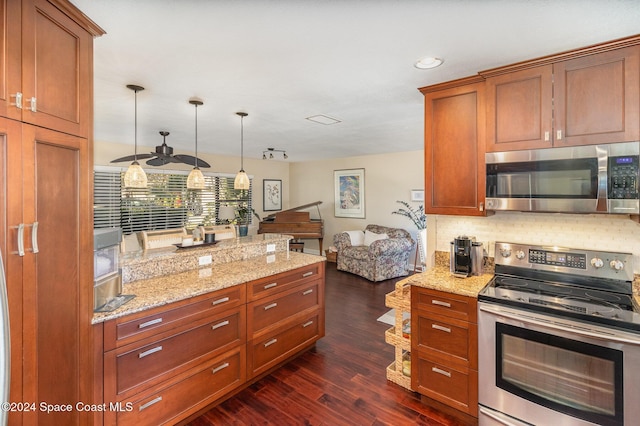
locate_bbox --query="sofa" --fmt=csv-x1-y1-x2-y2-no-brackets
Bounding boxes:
333,224,414,282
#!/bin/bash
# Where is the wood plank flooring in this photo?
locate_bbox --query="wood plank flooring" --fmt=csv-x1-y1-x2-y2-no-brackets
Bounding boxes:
186,262,470,426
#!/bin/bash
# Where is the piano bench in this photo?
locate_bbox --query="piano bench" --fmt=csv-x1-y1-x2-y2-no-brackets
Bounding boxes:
289,240,304,252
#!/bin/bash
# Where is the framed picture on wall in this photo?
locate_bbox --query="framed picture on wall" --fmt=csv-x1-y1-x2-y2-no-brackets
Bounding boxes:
263,179,282,211
334,168,365,218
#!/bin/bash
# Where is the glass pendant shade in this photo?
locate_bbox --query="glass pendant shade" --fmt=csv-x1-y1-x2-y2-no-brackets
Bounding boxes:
123,161,147,188
234,170,250,190
187,166,206,190
124,84,147,188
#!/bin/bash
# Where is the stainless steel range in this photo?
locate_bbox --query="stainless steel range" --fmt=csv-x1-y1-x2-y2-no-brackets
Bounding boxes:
478,242,640,426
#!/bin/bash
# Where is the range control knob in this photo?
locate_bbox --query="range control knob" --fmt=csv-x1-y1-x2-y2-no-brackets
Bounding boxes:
610,260,625,271
590,258,604,269
515,250,526,260
499,248,512,258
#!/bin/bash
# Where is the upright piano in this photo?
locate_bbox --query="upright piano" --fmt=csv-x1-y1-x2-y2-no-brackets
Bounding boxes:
257,201,324,252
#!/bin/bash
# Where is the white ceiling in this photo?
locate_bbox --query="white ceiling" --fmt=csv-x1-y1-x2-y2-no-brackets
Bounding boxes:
71,0,640,163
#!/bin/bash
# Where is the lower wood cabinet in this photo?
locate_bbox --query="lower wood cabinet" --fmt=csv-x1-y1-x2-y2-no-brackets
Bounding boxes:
411,286,478,417
95,261,325,425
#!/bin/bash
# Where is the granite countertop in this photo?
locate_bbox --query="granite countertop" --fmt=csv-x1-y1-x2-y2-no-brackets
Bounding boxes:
400,266,493,298
92,251,324,324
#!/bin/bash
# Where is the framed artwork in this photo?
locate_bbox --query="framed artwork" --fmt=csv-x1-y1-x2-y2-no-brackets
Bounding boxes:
263,179,282,211
411,189,424,202
334,168,365,218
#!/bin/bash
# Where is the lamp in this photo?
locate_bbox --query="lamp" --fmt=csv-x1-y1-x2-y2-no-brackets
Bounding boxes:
218,205,236,224
234,112,250,190
187,99,206,190
123,84,148,188
262,148,288,160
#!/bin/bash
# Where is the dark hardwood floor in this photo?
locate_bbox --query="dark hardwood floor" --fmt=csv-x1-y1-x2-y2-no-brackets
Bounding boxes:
186,262,469,426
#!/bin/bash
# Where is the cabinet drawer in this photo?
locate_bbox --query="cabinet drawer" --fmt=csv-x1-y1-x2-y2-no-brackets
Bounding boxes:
412,287,477,323
248,311,322,377
415,315,477,370
414,355,478,416
115,346,245,426
248,282,320,337
112,307,244,396
248,264,320,300
106,285,245,349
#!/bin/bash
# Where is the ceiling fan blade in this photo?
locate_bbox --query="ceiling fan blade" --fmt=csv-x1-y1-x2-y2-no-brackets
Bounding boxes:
146,157,170,166
174,154,211,168
110,153,154,163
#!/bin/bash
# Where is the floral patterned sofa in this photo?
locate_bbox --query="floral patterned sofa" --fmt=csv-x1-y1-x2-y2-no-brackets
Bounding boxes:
333,224,414,282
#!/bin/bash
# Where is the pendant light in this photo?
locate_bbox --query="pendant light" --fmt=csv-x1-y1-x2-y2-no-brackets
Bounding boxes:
123,84,148,188
234,112,250,190
186,99,206,190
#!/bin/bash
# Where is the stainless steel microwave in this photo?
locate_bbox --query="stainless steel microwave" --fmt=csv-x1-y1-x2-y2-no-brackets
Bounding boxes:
485,142,639,214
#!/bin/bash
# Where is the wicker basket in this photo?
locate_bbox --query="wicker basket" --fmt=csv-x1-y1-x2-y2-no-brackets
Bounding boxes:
325,250,337,263
384,279,412,391
386,361,412,390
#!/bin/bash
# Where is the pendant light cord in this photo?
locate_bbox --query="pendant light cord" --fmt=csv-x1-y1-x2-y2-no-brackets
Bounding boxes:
134,89,138,162
194,103,199,169
240,114,244,171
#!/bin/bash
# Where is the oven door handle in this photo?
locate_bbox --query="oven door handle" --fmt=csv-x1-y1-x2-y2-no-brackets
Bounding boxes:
479,405,531,426
480,303,640,345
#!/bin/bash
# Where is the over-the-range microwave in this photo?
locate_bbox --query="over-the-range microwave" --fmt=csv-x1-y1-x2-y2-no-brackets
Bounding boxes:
485,142,639,214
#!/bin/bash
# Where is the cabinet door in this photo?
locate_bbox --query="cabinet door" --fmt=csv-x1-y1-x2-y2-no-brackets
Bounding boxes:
20,0,93,137
0,0,22,121
485,65,553,151
424,80,486,216
554,46,640,147
0,118,25,425
20,124,93,426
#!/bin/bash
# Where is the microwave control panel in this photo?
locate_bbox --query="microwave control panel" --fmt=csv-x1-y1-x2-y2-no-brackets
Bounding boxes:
609,155,639,199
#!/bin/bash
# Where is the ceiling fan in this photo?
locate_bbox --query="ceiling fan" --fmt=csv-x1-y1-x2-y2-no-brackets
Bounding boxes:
111,131,211,168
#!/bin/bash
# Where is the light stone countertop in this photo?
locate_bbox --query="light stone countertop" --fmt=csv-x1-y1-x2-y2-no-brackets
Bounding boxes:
399,266,493,298
92,251,325,324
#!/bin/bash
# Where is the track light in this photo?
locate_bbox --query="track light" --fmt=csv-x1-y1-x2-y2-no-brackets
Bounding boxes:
262,148,288,160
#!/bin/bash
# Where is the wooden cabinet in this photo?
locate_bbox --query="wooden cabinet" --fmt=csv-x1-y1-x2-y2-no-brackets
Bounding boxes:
0,3,102,424
485,43,640,151
411,286,478,417
0,0,103,137
421,76,487,216
96,262,325,425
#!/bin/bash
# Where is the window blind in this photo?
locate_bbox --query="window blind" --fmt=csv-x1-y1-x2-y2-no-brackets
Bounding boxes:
93,166,252,234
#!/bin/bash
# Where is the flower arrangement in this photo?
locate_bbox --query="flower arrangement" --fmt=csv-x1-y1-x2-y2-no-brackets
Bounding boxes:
391,200,426,230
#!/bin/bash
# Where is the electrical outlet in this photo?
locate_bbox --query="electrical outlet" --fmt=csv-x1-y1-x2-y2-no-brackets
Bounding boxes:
199,255,212,266
266,243,276,253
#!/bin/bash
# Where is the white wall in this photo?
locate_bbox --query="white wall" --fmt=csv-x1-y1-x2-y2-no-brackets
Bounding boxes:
288,150,426,257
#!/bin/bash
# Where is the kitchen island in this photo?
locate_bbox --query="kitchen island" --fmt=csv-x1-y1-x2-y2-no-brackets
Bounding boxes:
93,234,325,425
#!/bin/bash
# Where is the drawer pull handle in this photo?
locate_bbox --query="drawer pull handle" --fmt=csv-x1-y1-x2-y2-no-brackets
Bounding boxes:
302,271,313,277
432,367,451,378
264,338,278,347
431,300,451,308
139,346,163,358
31,222,39,254
264,283,277,290
211,296,230,306
211,362,230,374
211,320,230,330
432,324,451,333
302,289,314,296
139,396,162,411
264,302,278,311
139,317,163,329
302,320,314,328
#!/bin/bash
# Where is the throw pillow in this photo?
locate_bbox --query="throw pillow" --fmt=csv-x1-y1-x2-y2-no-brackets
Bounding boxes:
364,230,388,246
345,230,365,246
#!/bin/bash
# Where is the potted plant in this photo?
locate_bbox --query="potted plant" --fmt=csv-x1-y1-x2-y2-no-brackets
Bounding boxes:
392,200,427,270
235,204,261,237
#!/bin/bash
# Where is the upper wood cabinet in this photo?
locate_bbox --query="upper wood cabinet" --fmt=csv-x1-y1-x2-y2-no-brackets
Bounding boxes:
421,77,487,216
484,42,640,152
0,0,104,137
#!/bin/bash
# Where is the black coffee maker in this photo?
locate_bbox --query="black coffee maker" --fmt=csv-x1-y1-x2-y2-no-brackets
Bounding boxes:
450,236,475,277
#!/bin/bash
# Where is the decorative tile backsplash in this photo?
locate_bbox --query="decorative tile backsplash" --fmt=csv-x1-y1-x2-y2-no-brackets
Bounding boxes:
434,212,640,273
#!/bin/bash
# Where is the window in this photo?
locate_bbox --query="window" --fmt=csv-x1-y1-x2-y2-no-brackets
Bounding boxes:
94,166,252,234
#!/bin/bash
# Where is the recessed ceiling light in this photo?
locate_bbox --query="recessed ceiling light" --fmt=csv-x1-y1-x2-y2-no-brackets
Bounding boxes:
305,114,342,125
414,57,444,69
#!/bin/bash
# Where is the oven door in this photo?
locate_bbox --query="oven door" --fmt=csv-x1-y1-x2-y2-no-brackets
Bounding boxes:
478,302,640,426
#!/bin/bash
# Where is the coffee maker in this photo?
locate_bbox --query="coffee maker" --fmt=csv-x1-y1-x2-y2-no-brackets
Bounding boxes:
450,236,484,277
